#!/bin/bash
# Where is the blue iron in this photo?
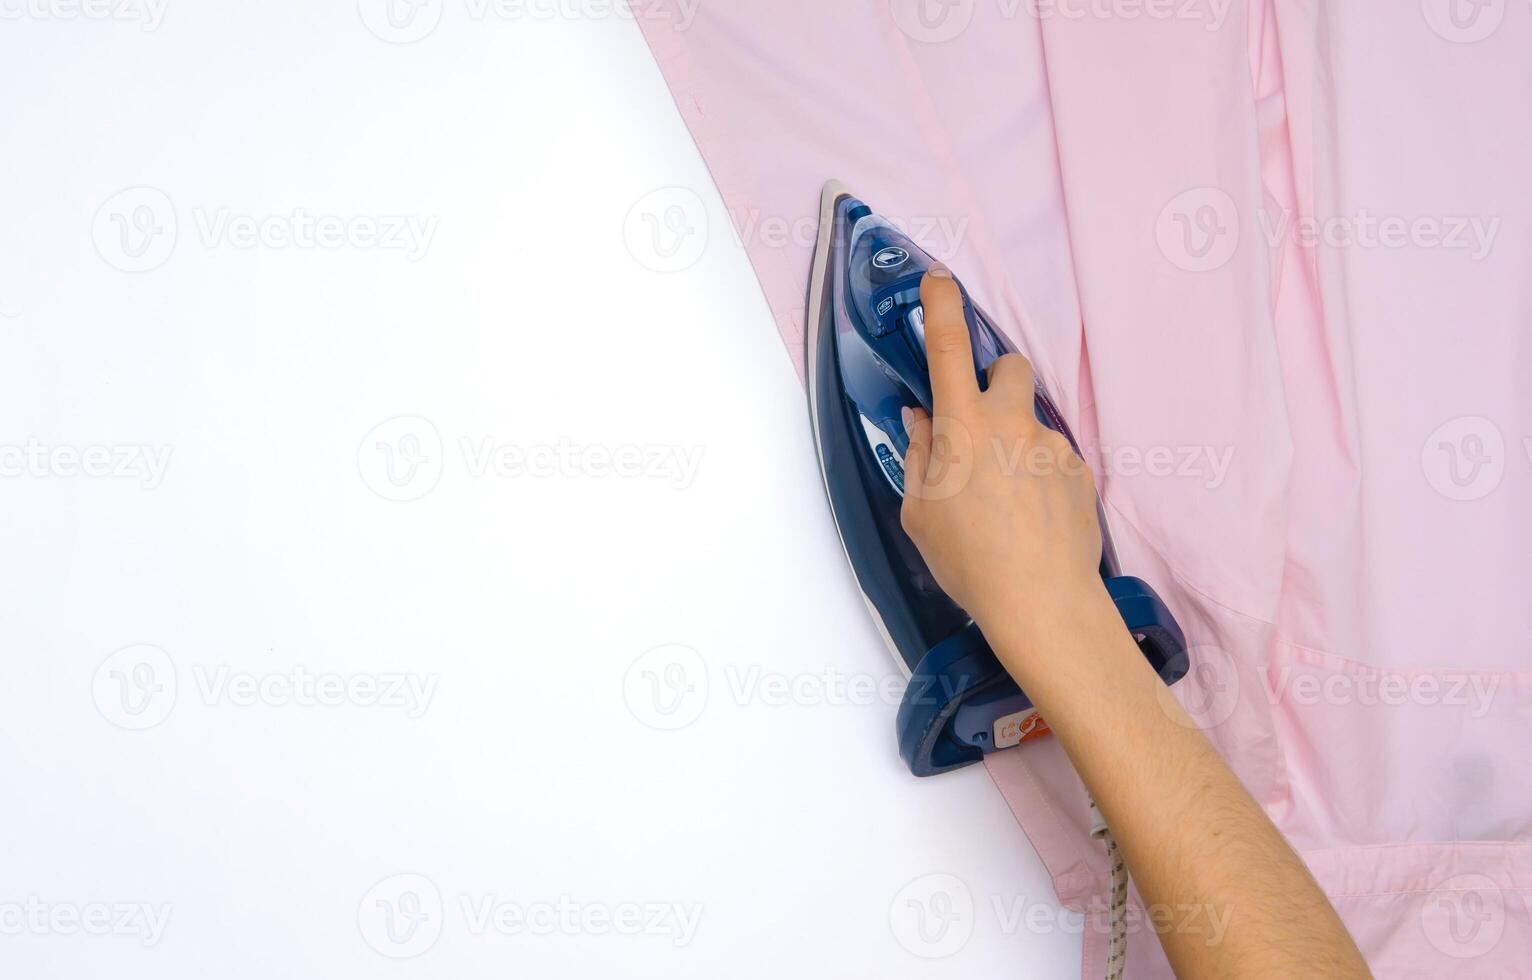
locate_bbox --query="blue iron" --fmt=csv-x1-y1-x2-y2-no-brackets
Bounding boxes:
806,181,1189,776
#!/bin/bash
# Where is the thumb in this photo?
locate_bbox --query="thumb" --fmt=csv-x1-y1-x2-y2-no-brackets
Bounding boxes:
901,406,932,495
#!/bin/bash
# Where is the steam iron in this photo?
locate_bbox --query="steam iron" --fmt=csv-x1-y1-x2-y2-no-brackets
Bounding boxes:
806,181,1189,776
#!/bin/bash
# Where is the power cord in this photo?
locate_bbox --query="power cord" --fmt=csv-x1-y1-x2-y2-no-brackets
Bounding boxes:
1089,795,1129,980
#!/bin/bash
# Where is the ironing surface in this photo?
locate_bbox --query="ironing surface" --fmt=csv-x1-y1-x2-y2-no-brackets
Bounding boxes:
633,2,1532,976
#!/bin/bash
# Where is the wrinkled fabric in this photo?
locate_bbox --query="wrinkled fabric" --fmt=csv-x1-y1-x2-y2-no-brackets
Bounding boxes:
634,1,1532,974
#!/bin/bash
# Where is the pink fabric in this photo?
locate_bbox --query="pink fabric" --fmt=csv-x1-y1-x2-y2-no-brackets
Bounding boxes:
634,1,1532,974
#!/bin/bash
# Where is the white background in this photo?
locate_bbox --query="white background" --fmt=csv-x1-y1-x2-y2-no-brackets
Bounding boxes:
0,3,1080,976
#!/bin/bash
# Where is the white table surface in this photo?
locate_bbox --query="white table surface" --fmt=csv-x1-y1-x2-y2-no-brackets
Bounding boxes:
0,6,1080,976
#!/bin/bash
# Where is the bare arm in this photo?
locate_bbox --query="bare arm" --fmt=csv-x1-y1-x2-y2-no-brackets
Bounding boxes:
899,267,1370,978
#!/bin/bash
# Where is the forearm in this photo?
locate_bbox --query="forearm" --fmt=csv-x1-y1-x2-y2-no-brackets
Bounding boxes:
983,588,1370,978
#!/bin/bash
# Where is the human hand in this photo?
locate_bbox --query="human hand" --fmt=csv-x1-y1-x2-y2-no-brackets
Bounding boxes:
899,266,1106,645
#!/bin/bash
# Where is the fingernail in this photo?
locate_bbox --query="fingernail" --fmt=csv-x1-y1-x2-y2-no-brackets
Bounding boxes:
900,406,915,433
928,262,952,280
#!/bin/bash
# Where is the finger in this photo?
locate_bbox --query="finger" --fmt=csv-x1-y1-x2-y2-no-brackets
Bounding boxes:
901,405,932,495
920,265,979,409
985,352,1037,397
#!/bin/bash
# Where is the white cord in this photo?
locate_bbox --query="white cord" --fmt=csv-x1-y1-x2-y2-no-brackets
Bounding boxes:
1088,795,1128,980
